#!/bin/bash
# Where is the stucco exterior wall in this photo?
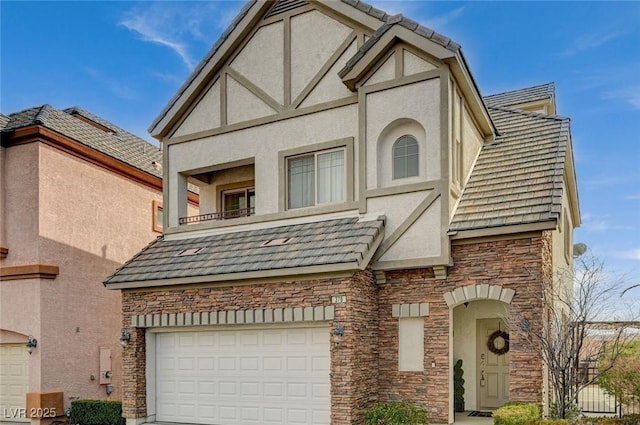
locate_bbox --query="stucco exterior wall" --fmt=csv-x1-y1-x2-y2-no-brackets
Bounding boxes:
1,141,163,409
196,164,255,215
2,143,40,266
167,104,358,226
365,79,441,189
448,79,483,218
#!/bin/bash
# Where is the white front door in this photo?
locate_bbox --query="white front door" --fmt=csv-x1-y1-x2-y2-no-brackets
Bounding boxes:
477,319,509,409
0,344,29,422
155,326,330,425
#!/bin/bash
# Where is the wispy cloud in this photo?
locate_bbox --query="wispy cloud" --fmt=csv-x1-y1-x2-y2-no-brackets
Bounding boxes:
580,213,634,233
151,71,185,86
622,249,640,261
625,194,640,200
120,5,195,69
422,6,466,31
602,85,640,110
85,67,138,100
560,29,625,57
119,2,240,70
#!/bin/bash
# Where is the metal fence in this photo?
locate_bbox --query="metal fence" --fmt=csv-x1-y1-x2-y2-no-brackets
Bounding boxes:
578,365,640,417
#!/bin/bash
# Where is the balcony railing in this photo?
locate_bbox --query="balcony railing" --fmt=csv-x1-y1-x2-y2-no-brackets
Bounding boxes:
179,207,255,225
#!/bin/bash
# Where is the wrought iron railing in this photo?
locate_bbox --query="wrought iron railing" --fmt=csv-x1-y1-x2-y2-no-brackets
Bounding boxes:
578,365,640,417
178,207,254,225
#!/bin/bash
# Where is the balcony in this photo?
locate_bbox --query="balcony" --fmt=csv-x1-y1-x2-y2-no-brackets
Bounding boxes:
179,207,255,225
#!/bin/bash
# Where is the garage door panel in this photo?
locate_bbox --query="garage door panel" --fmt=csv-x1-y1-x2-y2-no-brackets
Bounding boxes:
0,344,29,423
156,327,330,425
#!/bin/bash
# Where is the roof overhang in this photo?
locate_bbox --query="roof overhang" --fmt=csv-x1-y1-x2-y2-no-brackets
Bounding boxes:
106,263,361,290
339,25,455,90
105,214,385,291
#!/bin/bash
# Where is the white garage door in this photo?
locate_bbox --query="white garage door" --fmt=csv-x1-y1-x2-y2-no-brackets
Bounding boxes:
0,344,29,423
155,326,330,425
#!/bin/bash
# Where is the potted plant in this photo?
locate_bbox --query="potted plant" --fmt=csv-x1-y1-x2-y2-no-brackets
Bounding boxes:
454,359,465,412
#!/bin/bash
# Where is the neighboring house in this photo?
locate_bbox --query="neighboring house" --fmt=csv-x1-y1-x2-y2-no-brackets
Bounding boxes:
0,105,195,423
105,1,580,424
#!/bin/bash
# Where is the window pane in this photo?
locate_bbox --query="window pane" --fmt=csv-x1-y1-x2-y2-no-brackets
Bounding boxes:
317,150,344,204
248,190,256,211
224,192,245,211
288,156,315,208
406,153,419,177
393,136,419,179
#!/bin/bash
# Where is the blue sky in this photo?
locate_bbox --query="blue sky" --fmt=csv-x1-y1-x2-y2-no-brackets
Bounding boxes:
1,1,639,304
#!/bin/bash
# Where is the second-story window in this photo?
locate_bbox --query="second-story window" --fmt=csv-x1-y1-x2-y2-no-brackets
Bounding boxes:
393,135,419,180
287,148,345,209
221,187,255,218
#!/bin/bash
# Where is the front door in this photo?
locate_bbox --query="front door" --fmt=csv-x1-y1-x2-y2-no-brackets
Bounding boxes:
477,319,509,410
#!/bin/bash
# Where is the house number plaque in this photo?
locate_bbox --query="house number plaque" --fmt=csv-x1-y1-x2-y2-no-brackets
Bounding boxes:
331,294,347,304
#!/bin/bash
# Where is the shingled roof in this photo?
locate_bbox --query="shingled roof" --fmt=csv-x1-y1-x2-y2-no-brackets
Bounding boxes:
450,85,569,232
104,216,385,287
484,83,555,109
2,104,162,177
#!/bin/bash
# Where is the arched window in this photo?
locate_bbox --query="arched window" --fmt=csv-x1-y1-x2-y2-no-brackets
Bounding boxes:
393,135,419,179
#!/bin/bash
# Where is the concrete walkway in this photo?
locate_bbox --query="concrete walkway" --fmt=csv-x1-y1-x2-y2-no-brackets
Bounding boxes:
452,412,494,425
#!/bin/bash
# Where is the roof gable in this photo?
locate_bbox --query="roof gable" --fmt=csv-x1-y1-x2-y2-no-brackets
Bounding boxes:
149,0,494,139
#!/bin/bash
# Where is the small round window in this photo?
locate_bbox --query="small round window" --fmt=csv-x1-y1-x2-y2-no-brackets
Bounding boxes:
393,135,419,179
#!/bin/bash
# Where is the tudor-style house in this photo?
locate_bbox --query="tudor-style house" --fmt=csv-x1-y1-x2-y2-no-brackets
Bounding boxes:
105,1,580,424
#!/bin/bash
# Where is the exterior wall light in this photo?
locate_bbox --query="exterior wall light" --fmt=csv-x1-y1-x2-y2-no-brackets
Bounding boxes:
332,324,345,345
120,330,131,348
26,335,38,354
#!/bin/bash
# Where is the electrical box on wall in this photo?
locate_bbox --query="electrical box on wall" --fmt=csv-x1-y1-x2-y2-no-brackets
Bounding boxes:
99,347,112,385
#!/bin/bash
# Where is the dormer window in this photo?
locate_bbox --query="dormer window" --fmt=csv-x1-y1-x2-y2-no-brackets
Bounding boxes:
393,135,419,179
287,148,345,209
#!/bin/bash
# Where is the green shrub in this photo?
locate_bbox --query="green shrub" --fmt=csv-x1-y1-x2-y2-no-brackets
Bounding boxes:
364,401,429,425
454,359,465,412
538,420,571,425
576,415,640,425
70,400,125,425
493,403,540,425
550,401,583,423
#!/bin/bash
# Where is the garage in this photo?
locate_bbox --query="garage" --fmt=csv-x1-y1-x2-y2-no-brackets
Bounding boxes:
0,344,29,423
154,326,330,425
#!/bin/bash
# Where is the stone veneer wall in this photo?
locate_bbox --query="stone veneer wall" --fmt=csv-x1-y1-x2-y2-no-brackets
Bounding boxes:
378,232,550,422
120,232,551,424
120,270,379,424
